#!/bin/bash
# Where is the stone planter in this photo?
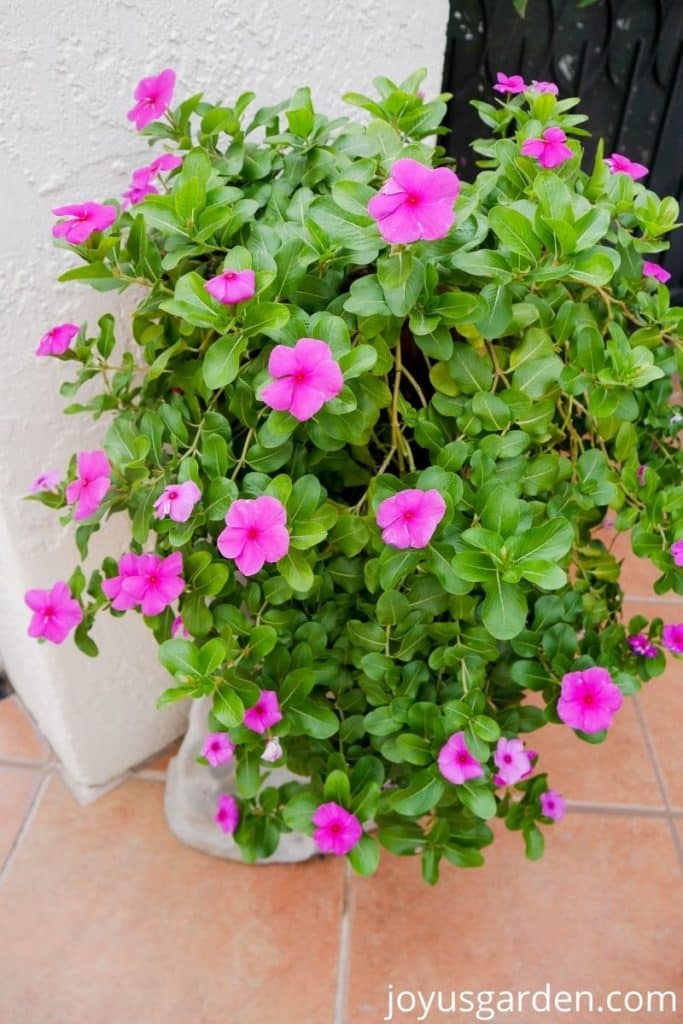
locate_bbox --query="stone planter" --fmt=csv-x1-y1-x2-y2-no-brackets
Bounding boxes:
164,696,318,863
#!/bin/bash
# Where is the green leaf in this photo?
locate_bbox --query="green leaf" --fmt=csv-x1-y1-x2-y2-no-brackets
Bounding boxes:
282,789,318,832
236,749,261,798
347,834,380,876
242,302,290,339
158,639,201,679
459,783,497,820
324,769,351,806
508,517,574,563
278,549,314,592
287,698,339,739
481,579,528,640
489,207,541,262
213,685,245,728
377,250,425,316
524,823,545,860
202,334,247,389
391,768,445,816
160,272,222,328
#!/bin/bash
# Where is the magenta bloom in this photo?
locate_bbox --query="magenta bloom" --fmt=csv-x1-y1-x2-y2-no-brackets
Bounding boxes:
25,581,83,645
438,731,484,785
101,553,143,611
119,552,185,616
540,790,566,821
153,481,201,523
312,802,362,856
65,450,111,520
493,737,533,786
30,471,60,493
214,793,239,834
368,158,461,244
376,488,446,550
122,178,158,207
521,127,573,169
52,203,116,244
243,690,283,734
605,152,648,180
493,72,527,94
171,614,190,639
531,80,559,95
127,68,176,130
123,154,182,207
627,634,658,659
557,667,623,733
204,269,256,306
217,496,290,577
671,539,683,567
202,733,236,767
662,624,683,656
643,261,671,284
260,338,343,422
147,153,183,176
36,323,79,357
262,738,283,763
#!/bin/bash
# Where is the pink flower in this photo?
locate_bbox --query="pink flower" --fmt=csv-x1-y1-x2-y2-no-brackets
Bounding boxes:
540,790,566,821
153,481,201,523
438,731,484,785
147,153,183,176
312,802,362,856
493,72,527,94
204,269,256,305
202,733,236,767
52,203,117,244
30,471,60,493
122,154,182,207
262,738,283,763
36,323,79,357
217,496,290,577
557,667,623,733
662,624,683,656
368,158,461,244
120,552,185,616
171,614,190,639
493,737,533,786
643,261,671,284
671,539,683,567
627,634,658,658
122,179,158,207
531,80,559,95
376,488,446,549
65,450,111,520
260,338,343,422
243,690,282,734
521,127,573,169
214,793,239,834
127,68,176,130
102,553,143,611
605,152,648,180
25,581,83,644
636,464,647,486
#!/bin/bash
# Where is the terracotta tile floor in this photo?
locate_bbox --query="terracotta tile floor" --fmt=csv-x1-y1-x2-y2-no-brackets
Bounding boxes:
0,543,681,1024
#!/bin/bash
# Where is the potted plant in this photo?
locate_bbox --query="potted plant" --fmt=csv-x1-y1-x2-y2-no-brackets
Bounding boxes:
26,66,682,882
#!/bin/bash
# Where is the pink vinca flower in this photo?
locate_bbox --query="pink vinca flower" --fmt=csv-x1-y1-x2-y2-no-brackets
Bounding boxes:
147,153,183,176
376,488,446,549
312,802,362,856
122,177,158,208
243,690,283,734
153,480,201,523
36,323,79,357
127,68,176,130
30,471,60,493
52,203,117,244
65,450,111,520
262,738,283,763
202,733,236,768
205,269,256,306
493,737,533,786
557,666,623,733
671,539,683,567
25,581,83,644
540,790,566,821
493,72,527,94
214,793,239,834
605,153,648,180
171,614,190,639
662,624,683,656
120,552,185,616
521,127,573,169
438,731,484,785
627,634,658,659
101,553,143,611
122,154,183,207
217,496,290,577
643,261,671,284
368,158,461,244
260,338,343,422
531,80,559,95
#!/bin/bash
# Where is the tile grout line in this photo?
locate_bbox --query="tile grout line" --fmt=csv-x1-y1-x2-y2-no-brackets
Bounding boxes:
333,862,353,1024
0,773,51,886
565,800,679,819
632,695,683,870
622,595,682,605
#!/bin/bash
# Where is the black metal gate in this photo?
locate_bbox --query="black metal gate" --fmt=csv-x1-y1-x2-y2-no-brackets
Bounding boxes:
442,0,683,292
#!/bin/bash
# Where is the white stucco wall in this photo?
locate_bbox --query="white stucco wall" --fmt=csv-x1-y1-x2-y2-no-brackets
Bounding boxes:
0,0,450,789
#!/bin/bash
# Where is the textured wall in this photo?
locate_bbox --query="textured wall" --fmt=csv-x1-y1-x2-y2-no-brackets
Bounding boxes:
0,0,449,788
